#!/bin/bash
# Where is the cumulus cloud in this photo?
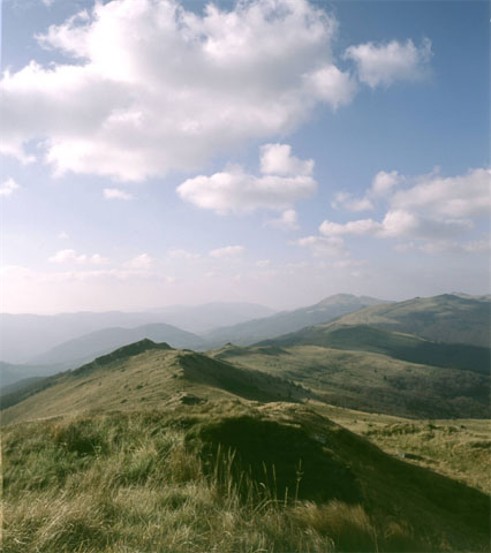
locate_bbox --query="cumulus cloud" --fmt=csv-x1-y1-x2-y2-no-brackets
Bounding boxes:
260,144,313,176
0,177,20,197
320,167,489,254
103,188,134,200
48,249,108,265
266,209,300,231
177,143,317,213
209,245,244,258
345,38,432,88
1,0,359,181
391,168,490,218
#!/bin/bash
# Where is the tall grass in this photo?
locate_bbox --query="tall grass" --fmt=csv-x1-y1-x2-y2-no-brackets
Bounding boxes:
3,410,427,552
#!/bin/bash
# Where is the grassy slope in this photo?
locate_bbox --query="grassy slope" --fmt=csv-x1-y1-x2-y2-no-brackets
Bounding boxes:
324,293,491,347
213,343,490,418
204,294,384,346
264,324,490,374
3,401,490,553
1,340,308,424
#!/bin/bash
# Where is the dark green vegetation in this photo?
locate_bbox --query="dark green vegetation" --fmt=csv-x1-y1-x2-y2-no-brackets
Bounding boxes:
215,342,490,419
3,403,490,552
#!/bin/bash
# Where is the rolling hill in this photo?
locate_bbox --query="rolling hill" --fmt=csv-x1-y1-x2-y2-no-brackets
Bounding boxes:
29,322,206,368
323,293,491,347
208,293,490,419
260,323,490,374
0,339,308,423
2,347,489,552
205,293,386,346
0,301,275,363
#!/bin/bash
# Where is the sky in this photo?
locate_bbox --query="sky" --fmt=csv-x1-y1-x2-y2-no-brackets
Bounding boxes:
0,0,489,314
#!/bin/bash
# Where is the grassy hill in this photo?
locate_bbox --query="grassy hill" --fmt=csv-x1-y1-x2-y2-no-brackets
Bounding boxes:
3,401,489,552
326,293,491,347
0,339,307,423
3,326,490,552
261,323,490,374
214,342,490,419
204,293,385,346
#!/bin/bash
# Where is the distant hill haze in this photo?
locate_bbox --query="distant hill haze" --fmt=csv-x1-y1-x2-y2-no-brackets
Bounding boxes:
29,323,206,368
0,302,275,363
205,294,386,346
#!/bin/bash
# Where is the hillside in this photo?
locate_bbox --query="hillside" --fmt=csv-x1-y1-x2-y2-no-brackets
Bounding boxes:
3,401,489,552
261,324,490,374
205,293,386,346
29,322,206,368
214,342,490,419
325,293,491,347
1,340,307,424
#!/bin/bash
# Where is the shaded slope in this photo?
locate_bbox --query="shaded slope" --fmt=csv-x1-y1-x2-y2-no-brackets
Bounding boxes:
205,293,386,346
1,340,308,424
263,324,491,374
328,293,491,347
214,343,490,418
3,403,489,552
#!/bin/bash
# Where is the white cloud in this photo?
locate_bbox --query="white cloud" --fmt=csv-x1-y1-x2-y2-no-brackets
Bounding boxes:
391,168,490,218
48,248,108,265
325,167,489,254
0,177,20,197
370,170,404,197
58,231,70,240
103,188,134,200
1,0,358,181
177,143,317,214
209,245,244,258
260,143,313,176
345,38,432,88
266,209,300,231
303,64,357,109
320,218,381,236
332,192,374,212
294,235,345,257
124,253,153,270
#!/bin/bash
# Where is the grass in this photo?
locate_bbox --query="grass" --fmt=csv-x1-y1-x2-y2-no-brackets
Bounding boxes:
3,401,490,552
2,407,377,553
214,344,490,418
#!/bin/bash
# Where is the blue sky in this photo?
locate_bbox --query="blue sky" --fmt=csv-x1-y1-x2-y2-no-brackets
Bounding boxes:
1,0,489,313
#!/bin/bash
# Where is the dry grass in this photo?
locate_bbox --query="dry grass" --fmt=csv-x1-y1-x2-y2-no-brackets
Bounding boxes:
3,403,489,552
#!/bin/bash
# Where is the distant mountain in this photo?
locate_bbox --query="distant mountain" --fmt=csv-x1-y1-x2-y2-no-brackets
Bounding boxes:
1,340,308,422
0,361,59,390
205,294,386,346
0,302,275,363
318,293,491,347
151,302,277,333
29,323,206,368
